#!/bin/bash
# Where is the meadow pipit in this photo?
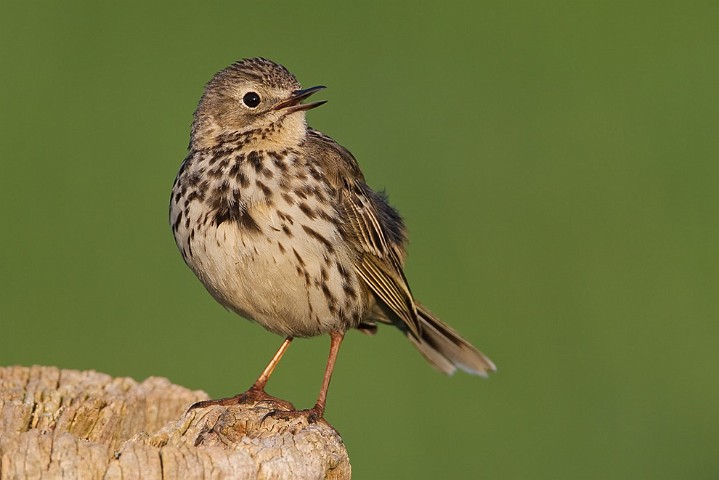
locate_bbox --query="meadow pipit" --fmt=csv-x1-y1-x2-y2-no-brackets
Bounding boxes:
170,58,495,420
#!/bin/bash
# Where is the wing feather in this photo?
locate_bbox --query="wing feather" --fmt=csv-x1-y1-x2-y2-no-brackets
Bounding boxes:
341,185,421,337
304,129,494,376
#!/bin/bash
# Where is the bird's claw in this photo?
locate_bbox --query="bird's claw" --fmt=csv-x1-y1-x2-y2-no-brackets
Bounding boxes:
187,388,294,414
261,405,324,424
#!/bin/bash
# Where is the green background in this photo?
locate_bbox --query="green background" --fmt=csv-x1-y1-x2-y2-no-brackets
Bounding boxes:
2,1,717,478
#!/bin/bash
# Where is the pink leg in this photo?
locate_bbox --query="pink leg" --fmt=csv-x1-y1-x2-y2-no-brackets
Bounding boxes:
189,337,294,411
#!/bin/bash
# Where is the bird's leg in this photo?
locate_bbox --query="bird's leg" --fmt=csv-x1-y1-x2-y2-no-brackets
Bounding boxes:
188,337,295,411
245,336,293,398
264,331,345,423
307,330,345,421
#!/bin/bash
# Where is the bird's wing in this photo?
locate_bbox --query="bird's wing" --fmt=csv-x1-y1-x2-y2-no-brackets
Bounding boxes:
304,128,420,337
340,183,421,338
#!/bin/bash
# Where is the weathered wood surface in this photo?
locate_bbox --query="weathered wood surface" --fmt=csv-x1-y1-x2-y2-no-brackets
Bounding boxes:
0,366,350,479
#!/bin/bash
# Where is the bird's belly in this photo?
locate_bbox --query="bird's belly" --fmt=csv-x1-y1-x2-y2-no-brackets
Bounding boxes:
181,204,365,337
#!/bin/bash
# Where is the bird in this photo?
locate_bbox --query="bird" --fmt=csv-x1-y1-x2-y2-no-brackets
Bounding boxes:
170,57,495,421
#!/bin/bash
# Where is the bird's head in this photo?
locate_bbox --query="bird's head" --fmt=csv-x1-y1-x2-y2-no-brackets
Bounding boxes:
191,57,325,150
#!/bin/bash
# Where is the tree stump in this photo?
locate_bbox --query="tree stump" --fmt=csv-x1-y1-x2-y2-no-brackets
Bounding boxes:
0,366,351,479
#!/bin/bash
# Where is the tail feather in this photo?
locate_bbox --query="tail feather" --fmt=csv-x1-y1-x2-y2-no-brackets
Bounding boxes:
407,303,496,376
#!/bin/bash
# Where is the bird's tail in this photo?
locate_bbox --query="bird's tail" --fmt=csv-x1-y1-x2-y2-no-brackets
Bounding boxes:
406,303,496,376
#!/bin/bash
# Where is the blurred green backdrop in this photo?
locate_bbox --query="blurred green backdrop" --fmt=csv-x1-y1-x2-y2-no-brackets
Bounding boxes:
1,1,718,478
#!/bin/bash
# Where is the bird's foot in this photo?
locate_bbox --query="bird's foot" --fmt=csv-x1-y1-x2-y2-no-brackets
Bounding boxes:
187,387,295,413
262,403,325,424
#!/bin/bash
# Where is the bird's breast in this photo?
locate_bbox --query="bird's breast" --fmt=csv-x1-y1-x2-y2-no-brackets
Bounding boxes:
170,148,367,336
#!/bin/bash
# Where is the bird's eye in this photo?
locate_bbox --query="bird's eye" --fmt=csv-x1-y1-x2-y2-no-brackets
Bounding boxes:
242,92,261,108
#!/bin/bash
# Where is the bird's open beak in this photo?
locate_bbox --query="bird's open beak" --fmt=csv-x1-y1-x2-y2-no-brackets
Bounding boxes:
274,86,327,113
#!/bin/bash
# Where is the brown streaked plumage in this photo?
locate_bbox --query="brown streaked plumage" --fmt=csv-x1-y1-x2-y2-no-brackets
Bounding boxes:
170,57,495,421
